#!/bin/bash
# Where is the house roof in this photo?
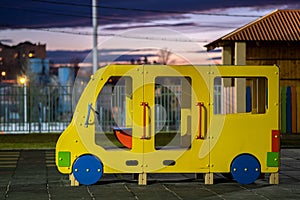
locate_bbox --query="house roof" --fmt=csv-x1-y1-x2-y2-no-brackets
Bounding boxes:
205,10,300,51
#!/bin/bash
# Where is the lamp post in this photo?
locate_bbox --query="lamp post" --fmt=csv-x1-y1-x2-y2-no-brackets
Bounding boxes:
19,76,27,124
92,0,98,74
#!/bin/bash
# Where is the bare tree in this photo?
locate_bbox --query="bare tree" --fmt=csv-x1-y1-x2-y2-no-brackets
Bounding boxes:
158,48,172,65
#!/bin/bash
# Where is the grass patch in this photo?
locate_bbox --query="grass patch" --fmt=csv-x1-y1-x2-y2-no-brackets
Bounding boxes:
0,133,60,149
0,142,56,149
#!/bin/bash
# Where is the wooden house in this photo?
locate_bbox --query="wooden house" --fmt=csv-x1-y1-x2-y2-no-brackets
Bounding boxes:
205,10,300,133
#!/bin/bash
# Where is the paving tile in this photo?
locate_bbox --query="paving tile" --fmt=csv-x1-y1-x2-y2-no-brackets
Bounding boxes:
0,149,300,199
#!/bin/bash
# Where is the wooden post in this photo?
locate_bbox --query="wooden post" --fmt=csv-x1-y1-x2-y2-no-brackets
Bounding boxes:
222,46,233,65
297,86,300,133
252,78,257,113
234,42,246,113
257,78,266,113
234,42,246,65
138,173,147,185
292,86,297,134
286,86,292,133
69,174,79,186
204,173,214,184
235,78,246,113
281,86,287,134
269,173,279,184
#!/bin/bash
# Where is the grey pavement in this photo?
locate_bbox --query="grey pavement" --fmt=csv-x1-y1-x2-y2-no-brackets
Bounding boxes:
0,149,300,200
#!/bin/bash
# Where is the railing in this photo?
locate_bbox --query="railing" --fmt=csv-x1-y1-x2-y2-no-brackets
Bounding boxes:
2,83,295,135
0,84,183,134
0,85,73,133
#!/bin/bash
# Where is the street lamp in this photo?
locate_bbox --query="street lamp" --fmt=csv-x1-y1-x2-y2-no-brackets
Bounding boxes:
28,52,34,58
19,76,27,125
19,76,26,85
1,71,5,82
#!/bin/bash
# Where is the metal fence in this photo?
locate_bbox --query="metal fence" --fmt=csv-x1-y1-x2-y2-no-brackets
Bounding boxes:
0,83,183,134
0,85,73,133
2,81,293,134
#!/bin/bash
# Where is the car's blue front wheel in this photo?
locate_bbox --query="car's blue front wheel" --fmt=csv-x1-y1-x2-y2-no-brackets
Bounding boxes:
72,154,103,185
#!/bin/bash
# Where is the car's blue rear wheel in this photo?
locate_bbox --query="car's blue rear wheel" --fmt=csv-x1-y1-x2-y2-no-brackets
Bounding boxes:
231,154,261,184
72,154,103,185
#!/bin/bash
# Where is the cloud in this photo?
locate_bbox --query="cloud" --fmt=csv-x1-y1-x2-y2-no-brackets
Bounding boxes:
103,22,197,31
1,0,299,29
47,50,90,64
189,49,222,54
47,48,157,64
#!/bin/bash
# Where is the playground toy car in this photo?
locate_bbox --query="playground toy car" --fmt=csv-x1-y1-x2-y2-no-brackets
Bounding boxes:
56,64,280,186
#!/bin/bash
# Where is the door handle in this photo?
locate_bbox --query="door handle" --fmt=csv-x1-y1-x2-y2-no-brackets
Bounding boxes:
140,102,149,139
196,102,205,139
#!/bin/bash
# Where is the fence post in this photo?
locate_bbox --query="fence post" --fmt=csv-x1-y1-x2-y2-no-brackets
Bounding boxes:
281,86,286,134
297,86,300,134
286,86,292,134
38,101,42,133
292,87,297,134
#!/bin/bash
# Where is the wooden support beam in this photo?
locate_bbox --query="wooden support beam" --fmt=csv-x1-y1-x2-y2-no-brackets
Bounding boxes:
257,78,266,113
296,86,300,133
69,174,79,186
222,46,233,65
269,173,279,184
204,173,214,185
235,78,246,113
138,173,147,185
234,42,247,113
252,78,258,113
234,42,246,65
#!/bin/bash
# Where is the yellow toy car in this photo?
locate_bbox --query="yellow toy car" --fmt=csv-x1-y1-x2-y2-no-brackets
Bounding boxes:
56,65,280,185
